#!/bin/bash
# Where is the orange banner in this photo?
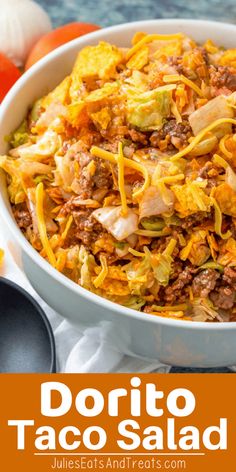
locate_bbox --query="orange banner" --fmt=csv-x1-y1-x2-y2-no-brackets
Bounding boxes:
0,374,235,471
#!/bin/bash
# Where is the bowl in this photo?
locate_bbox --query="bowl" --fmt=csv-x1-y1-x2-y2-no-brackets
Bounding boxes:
1,19,236,368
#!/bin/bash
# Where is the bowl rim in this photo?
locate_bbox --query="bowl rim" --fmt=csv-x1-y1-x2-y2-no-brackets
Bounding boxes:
1,18,236,331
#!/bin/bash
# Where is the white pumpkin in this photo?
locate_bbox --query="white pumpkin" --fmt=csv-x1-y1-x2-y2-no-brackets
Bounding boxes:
0,0,52,66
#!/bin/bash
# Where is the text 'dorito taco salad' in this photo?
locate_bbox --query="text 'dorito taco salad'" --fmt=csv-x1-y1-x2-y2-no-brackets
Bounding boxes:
2,32,236,322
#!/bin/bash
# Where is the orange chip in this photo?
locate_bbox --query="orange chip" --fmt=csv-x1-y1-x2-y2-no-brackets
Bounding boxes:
219,49,236,68
214,183,236,217
66,101,88,128
86,82,119,102
127,46,149,70
42,76,71,108
90,107,111,130
72,41,123,80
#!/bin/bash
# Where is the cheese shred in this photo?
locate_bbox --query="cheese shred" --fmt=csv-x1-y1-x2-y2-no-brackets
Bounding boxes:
35,182,57,267
90,146,150,198
163,74,204,97
219,135,233,159
211,197,232,240
171,118,236,161
126,33,184,60
128,247,145,257
94,255,108,288
117,142,128,216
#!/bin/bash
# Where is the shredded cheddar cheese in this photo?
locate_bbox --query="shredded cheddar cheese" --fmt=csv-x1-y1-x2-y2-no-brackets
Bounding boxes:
61,215,73,241
135,228,171,237
171,118,236,160
35,183,57,267
164,238,177,257
219,135,233,159
126,33,184,60
158,174,185,184
117,142,128,216
163,74,204,97
93,255,108,288
212,154,229,169
151,303,188,312
90,146,150,197
211,197,232,240
56,250,67,272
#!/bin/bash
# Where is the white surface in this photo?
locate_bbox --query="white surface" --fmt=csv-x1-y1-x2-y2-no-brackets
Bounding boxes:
0,225,169,373
1,20,236,367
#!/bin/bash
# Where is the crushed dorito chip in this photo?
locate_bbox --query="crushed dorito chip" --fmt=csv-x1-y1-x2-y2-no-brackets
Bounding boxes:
172,182,212,216
66,101,88,128
41,76,71,109
213,183,236,217
72,41,123,80
219,49,236,68
127,46,149,70
86,81,119,103
90,107,111,130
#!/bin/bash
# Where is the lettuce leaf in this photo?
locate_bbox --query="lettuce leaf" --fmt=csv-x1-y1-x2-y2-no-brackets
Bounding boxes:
126,86,172,131
8,120,29,148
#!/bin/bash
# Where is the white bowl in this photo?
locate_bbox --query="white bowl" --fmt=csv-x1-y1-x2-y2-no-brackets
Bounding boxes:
1,19,236,368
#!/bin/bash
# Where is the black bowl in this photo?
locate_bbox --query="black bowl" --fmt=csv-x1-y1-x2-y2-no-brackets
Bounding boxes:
0,277,56,373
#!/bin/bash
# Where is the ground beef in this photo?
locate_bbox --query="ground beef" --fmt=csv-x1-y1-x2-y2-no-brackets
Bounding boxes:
13,206,32,231
181,212,209,229
192,269,220,298
128,128,148,145
74,151,113,197
93,161,113,189
210,65,236,92
210,286,235,310
223,267,236,286
161,266,196,304
198,47,210,66
206,267,236,310
229,221,236,239
150,119,192,150
72,209,104,247
167,56,185,75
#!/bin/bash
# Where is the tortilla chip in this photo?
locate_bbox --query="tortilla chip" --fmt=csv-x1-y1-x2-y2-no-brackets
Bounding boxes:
214,183,236,217
69,72,84,103
66,101,88,128
99,279,130,296
72,41,123,80
180,230,210,266
219,49,236,68
86,82,119,102
90,108,111,130
127,46,149,70
42,76,71,108
153,41,182,60
172,182,211,216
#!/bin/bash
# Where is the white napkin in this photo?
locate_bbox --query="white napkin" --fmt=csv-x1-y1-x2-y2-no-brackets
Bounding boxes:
0,225,170,373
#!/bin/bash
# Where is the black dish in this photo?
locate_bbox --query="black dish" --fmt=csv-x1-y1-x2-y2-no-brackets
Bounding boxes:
0,277,56,373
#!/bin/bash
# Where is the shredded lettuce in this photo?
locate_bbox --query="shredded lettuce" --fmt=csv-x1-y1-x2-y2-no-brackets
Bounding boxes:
141,216,165,231
8,120,29,148
123,296,145,310
126,86,173,130
79,246,96,290
151,239,176,286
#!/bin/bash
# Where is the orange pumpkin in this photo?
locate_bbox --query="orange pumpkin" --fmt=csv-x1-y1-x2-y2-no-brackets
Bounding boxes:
25,22,101,70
